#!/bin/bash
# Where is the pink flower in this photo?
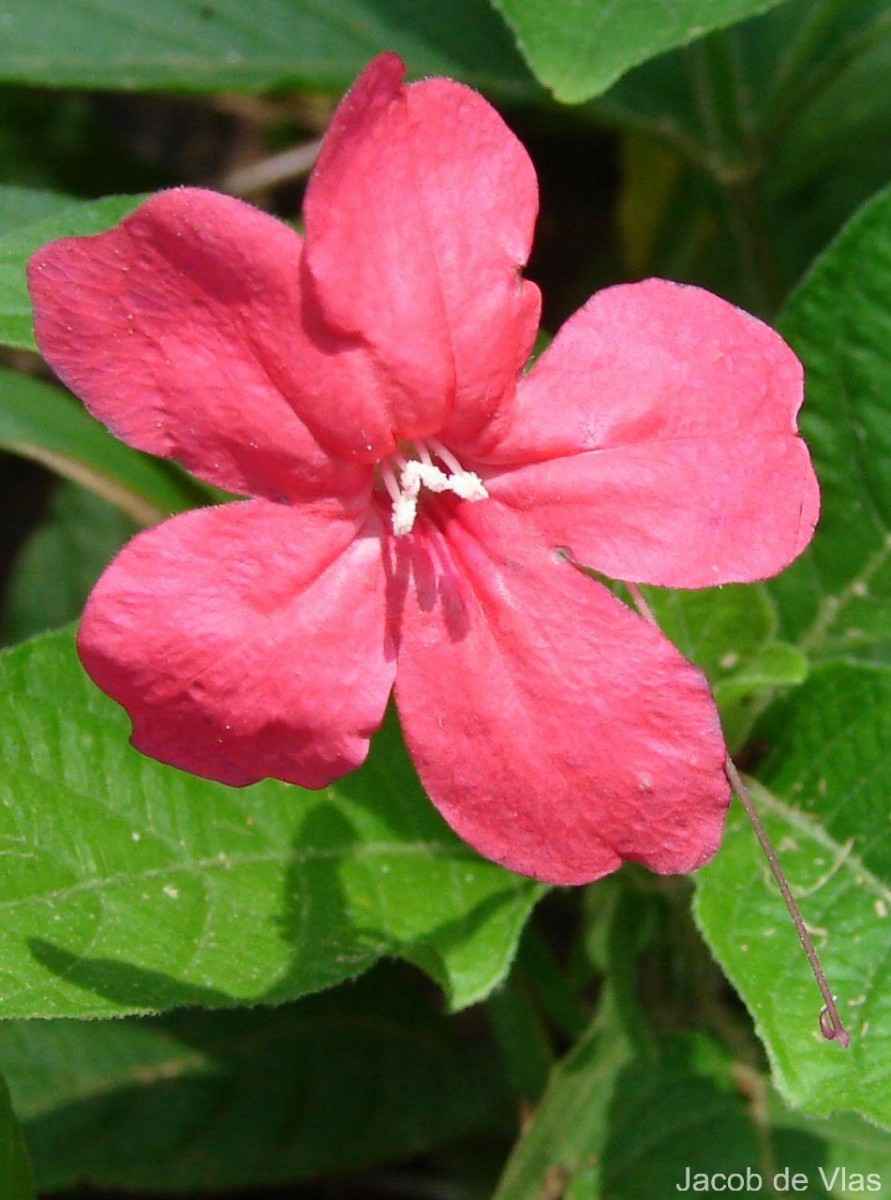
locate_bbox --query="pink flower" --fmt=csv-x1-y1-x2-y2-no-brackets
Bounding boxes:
27,54,818,886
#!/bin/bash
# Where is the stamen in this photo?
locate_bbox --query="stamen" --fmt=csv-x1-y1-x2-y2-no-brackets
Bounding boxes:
402,460,450,495
446,471,488,502
427,439,488,501
386,439,489,536
427,438,463,475
392,460,422,536
392,490,419,536
380,461,402,506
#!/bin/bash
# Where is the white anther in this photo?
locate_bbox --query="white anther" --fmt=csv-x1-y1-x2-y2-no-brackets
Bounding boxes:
386,442,489,536
392,491,419,536
401,459,450,495
446,471,488,501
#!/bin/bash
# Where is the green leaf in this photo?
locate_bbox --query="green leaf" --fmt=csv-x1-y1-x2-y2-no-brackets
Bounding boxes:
0,1076,35,1200
0,963,506,1192
0,0,535,98
641,584,807,749
714,643,808,748
592,1034,891,1199
0,627,543,1018
494,884,650,1199
774,183,891,665
696,662,891,1128
0,186,75,236
0,366,198,521
493,1007,633,1199
2,482,137,644
597,3,891,311
763,2,891,199
775,1107,891,1199
489,0,788,103
0,191,144,352
597,1037,827,1200
495,1022,847,1200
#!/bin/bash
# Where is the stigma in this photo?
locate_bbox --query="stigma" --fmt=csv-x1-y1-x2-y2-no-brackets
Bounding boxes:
380,438,488,536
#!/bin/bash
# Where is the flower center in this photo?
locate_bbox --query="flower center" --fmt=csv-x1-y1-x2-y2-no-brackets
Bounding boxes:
380,438,488,536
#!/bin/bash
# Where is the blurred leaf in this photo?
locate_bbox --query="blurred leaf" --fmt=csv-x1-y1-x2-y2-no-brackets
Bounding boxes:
774,1106,891,1199
761,1,891,195
0,367,198,520
494,887,649,1199
486,972,554,1104
714,642,808,747
0,94,172,197
494,1023,845,1200
0,0,535,98
2,482,137,644
0,627,543,1018
489,0,788,103
493,1005,633,1199
597,1037,830,1200
642,584,807,749
0,1076,34,1200
0,963,506,1192
617,131,686,277
590,1035,891,1199
600,2,891,310
762,0,891,317
696,662,891,1129
0,190,144,352
597,1048,759,1198
0,186,75,235
774,183,891,664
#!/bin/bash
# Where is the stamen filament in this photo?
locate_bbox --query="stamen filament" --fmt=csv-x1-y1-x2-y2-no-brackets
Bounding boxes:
380,460,402,506
428,438,463,476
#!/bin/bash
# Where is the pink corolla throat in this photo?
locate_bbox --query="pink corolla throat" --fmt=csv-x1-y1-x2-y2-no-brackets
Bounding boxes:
379,439,488,536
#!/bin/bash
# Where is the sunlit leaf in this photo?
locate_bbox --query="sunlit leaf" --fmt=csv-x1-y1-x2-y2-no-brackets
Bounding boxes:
0,191,144,352
641,584,807,749
774,183,891,665
696,663,891,1129
0,628,543,1018
0,367,198,521
489,0,787,103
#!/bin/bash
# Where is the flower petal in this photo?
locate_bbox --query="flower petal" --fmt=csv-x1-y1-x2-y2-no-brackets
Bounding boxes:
29,188,369,507
480,279,819,587
391,502,729,885
298,53,541,458
79,500,395,788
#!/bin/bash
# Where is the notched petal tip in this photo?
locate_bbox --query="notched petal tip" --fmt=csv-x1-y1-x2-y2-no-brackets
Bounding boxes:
489,278,821,588
345,51,407,103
